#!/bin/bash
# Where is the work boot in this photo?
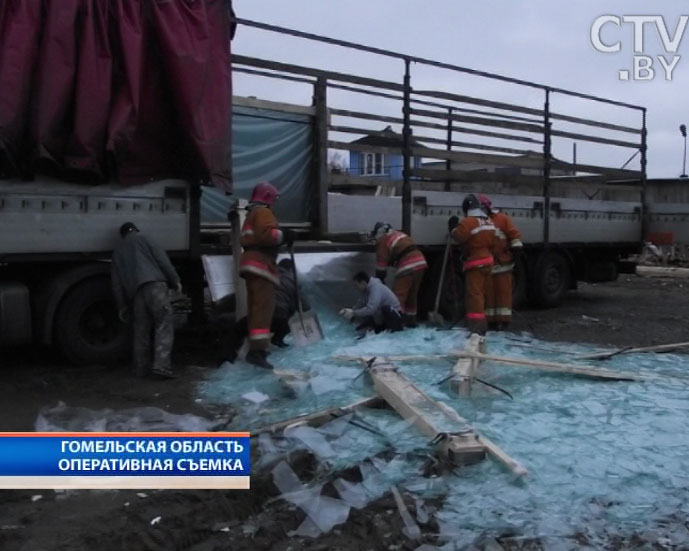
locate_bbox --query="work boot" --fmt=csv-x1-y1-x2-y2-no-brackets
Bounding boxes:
151,367,178,379
403,314,419,328
246,350,274,370
487,322,499,332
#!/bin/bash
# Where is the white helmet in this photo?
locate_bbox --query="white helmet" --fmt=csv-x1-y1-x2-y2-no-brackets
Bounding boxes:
369,222,392,240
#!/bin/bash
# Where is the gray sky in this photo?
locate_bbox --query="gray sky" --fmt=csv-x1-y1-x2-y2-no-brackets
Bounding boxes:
233,1,689,178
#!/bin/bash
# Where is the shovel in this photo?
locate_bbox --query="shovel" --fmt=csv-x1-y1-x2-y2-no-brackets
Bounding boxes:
287,245,324,346
428,234,452,325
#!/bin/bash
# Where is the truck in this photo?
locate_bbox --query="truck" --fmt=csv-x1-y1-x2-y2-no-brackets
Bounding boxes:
2,6,687,364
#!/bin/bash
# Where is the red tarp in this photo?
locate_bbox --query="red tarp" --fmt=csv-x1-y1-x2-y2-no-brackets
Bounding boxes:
0,0,232,191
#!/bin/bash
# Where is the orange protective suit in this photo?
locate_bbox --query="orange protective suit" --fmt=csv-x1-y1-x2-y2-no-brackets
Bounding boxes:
375,230,427,317
239,205,283,351
485,211,523,326
451,215,496,333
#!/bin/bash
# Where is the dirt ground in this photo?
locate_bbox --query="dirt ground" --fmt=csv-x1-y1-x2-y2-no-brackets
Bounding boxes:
1,274,688,551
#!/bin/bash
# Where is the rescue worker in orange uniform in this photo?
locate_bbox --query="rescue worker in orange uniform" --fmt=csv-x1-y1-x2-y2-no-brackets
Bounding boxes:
448,194,496,334
370,222,428,327
238,182,295,369
478,194,523,330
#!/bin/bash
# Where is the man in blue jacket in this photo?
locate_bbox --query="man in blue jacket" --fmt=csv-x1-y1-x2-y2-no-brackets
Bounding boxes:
340,272,403,335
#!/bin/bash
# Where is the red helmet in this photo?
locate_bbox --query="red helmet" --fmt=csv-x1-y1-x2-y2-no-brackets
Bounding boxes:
477,194,492,210
250,182,279,206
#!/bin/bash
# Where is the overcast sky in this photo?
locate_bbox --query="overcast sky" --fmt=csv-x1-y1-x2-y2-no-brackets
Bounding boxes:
233,1,689,178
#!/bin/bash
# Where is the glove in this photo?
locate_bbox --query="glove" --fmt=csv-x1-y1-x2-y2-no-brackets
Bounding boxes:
118,307,130,323
448,215,459,232
174,282,183,294
375,268,387,282
339,308,354,321
283,228,297,247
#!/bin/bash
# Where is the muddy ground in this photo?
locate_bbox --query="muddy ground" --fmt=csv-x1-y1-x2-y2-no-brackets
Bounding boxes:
1,274,689,551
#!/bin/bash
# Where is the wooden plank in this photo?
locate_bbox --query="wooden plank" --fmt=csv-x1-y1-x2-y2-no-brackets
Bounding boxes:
550,129,640,149
330,107,404,127
233,95,316,116
574,341,689,361
251,396,384,435
636,266,689,278
550,159,640,178
413,135,532,156
413,88,544,118
411,107,545,135
454,351,641,381
550,111,640,134
410,146,547,170
451,333,484,396
234,54,404,92
329,140,402,156
333,354,452,363
410,167,545,186
368,361,526,474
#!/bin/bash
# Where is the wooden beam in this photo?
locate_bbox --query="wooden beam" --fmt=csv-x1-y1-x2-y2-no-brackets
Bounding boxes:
234,54,404,92
410,167,545,186
454,351,641,381
233,95,316,116
411,107,545,134
550,111,640,134
550,129,640,149
413,135,532,156
368,360,526,475
636,266,689,278
412,88,544,118
574,341,689,361
251,396,384,436
450,333,484,396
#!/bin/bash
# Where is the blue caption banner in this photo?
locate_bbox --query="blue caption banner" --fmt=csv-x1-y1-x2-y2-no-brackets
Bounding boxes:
0,433,250,477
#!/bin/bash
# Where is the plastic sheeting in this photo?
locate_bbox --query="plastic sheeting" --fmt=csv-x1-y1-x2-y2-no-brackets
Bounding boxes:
35,402,223,432
0,0,231,189
201,106,313,223
198,272,689,543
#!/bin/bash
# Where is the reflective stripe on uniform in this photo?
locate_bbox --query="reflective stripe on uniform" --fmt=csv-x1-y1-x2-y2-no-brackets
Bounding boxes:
388,232,405,250
249,329,271,341
239,262,280,285
484,308,497,316
494,307,512,316
396,259,428,274
463,256,493,271
492,263,514,274
469,223,496,235
495,229,507,240
511,239,524,248
466,312,486,320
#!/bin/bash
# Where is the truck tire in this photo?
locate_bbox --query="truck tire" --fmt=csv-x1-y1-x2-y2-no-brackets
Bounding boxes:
54,277,130,365
532,251,571,308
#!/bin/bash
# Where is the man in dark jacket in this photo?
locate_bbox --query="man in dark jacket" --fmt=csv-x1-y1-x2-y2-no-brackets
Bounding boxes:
111,222,181,378
220,258,310,363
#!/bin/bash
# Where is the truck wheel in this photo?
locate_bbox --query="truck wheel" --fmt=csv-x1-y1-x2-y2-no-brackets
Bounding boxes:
532,251,571,308
54,277,130,365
